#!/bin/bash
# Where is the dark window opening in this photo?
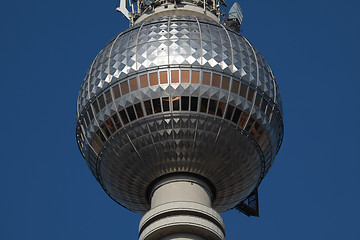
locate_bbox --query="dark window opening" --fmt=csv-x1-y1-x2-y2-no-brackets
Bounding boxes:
181,96,189,111
225,105,234,120
232,108,242,124
112,114,122,129
92,102,100,115
87,109,94,121
200,98,208,113
251,122,260,137
119,109,129,125
239,112,248,128
255,127,264,141
208,99,217,115
245,118,255,132
217,101,226,117
261,98,268,113
172,96,180,111
144,100,153,115
126,106,137,121
255,94,261,108
152,98,161,113
98,95,106,110
105,90,112,104
190,97,198,111
105,119,116,134
162,97,170,112
96,129,106,142
134,103,144,118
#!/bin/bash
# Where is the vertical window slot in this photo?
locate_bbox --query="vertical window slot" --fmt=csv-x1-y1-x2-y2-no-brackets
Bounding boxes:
126,106,137,121
119,109,129,125
232,108,242,124
162,97,170,112
152,98,161,113
144,100,153,115
105,119,116,134
190,97,198,111
98,95,106,110
247,88,255,102
92,102,100,115
172,96,180,111
217,101,226,117
222,76,230,90
181,96,189,111
134,103,144,118
200,98,208,113
225,105,234,120
112,114,122,129
239,112,248,128
255,94,261,108
208,99,217,115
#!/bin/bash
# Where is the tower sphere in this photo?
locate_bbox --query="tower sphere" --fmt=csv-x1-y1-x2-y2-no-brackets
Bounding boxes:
76,13,283,214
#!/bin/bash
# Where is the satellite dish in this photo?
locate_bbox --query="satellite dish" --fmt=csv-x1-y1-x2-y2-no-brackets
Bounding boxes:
228,2,243,25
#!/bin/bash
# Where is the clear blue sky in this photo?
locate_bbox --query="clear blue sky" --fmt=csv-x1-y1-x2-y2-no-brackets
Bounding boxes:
1,0,359,239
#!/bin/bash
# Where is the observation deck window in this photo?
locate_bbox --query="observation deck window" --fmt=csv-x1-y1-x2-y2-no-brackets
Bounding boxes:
144,100,153,115
247,88,255,102
152,98,161,113
105,119,116,134
203,72,211,85
119,109,129,125
222,76,230,90
105,90,112,104
200,98,208,112
172,96,180,111
239,112,248,128
240,83,248,99
112,114,122,129
126,106,137,121
191,97,198,111
225,105,234,120
181,96,189,111
255,94,261,108
232,108,242,124
212,74,221,88
162,97,170,112
217,101,226,117
208,99,217,115
134,103,144,118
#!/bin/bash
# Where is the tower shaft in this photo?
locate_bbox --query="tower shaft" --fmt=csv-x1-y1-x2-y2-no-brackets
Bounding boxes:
139,174,225,240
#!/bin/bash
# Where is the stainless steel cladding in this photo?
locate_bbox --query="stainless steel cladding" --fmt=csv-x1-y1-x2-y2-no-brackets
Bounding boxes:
76,15,283,214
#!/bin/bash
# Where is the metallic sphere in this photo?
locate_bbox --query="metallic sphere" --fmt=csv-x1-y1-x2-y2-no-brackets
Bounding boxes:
76,15,283,214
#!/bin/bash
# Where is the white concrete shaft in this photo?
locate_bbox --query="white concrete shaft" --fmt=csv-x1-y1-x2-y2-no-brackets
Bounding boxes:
150,174,213,208
139,174,225,240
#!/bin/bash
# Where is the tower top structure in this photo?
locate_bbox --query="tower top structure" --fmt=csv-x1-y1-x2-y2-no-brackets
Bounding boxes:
116,0,241,30
76,2,283,238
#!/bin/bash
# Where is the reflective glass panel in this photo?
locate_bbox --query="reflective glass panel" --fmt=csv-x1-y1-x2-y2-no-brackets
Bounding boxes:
160,71,168,84
129,78,138,91
149,72,158,86
192,70,200,83
112,85,121,99
120,81,129,95
181,70,190,83
171,70,179,83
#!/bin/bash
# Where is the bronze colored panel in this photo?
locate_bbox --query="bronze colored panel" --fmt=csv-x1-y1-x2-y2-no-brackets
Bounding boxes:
181,70,190,83
203,72,211,85
120,81,129,95
140,75,148,88
112,85,121,99
129,78,138,92
149,72,158,86
222,76,230,90
212,74,221,88
192,70,200,83
171,70,179,83
159,71,168,84
231,80,239,94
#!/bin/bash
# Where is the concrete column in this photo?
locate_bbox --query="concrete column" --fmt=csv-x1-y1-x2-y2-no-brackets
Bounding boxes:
139,174,225,240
